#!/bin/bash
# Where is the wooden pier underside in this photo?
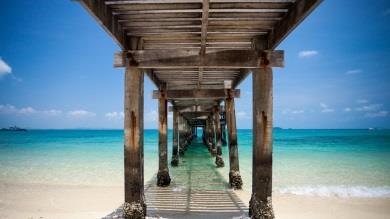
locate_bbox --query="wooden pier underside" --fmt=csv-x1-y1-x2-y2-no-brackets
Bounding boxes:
78,0,321,218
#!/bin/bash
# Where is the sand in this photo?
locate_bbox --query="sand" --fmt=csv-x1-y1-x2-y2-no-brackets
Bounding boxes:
1,182,389,219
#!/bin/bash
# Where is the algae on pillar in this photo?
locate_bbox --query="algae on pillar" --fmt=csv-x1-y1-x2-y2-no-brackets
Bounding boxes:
225,91,243,190
249,67,274,219
123,65,146,218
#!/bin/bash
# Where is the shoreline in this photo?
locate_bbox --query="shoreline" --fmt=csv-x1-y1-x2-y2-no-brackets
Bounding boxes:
1,182,389,219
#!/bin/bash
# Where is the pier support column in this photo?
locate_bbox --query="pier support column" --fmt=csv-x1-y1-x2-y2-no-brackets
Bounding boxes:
249,67,274,219
171,109,179,167
209,116,217,156
214,106,224,167
178,115,185,156
157,86,171,187
157,85,171,187
226,90,243,190
124,66,146,218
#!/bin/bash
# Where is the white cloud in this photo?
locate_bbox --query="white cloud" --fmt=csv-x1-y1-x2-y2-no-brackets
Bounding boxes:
355,104,382,112
298,50,318,58
0,104,17,113
345,69,362,75
105,111,124,120
67,110,96,118
320,103,334,113
0,58,12,77
42,109,62,116
19,106,36,114
365,110,388,118
344,107,352,112
282,109,305,115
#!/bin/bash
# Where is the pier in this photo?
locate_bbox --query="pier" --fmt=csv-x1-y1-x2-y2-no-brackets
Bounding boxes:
77,0,321,218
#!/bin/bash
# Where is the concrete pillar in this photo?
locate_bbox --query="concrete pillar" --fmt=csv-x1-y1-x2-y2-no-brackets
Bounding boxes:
249,67,274,219
123,66,146,218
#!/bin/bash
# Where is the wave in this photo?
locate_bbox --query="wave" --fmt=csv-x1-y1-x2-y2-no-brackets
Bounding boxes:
278,186,390,198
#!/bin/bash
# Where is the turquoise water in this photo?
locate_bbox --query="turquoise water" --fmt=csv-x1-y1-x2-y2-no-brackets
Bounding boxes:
0,129,389,198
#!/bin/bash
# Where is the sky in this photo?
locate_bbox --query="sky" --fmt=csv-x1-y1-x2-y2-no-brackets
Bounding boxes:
0,0,389,129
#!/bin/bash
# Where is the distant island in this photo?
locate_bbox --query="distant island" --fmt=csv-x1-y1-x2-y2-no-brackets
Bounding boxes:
0,126,27,131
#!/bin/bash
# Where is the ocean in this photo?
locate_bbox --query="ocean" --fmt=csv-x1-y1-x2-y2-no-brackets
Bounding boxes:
0,129,389,198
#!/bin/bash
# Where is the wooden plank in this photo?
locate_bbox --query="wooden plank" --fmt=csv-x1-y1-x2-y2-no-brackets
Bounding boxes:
79,0,126,49
128,49,284,68
268,0,322,49
169,105,216,113
210,2,292,9
152,89,240,99
232,69,251,88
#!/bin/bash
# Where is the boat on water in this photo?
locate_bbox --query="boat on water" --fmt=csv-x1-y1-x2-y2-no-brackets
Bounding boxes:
0,126,27,131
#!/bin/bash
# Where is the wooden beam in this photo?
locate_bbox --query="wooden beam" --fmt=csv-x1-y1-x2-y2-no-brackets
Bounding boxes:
268,0,322,49
169,105,216,113
232,69,251,88
78,0,127,49
128,49,284,68
199,0,209,88
153,89,240,100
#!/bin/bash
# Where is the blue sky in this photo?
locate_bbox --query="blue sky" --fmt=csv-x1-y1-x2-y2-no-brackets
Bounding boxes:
0,0,389,129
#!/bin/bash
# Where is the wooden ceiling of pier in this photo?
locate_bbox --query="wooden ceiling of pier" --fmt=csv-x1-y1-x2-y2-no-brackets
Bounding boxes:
79,0,321,113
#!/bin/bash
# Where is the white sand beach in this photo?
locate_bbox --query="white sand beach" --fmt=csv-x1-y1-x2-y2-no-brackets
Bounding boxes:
1,182,389,219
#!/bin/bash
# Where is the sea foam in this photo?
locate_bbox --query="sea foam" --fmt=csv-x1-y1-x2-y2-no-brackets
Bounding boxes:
278,186,390,198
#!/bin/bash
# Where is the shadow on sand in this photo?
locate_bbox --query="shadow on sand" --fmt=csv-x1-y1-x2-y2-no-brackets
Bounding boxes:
104,139,248,219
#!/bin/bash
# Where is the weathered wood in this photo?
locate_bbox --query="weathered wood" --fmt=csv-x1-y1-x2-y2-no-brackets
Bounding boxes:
79,0,127,49
157,86,171,187
128,49,284,68
209,115,217,156
152,89,240,100
124,65,146,217
114,51,126,68
214,106,224,167
225,90,242,190
249,67,274,219
171,109,179,166
268,0,322,49
178,114,186,156
169,105,216,113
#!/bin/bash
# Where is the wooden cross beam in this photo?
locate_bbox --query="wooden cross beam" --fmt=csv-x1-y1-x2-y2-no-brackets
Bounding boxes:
115,49,284,68
169,105,216,113
78,0,127,49
268,0,322,49
152,89,240,100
